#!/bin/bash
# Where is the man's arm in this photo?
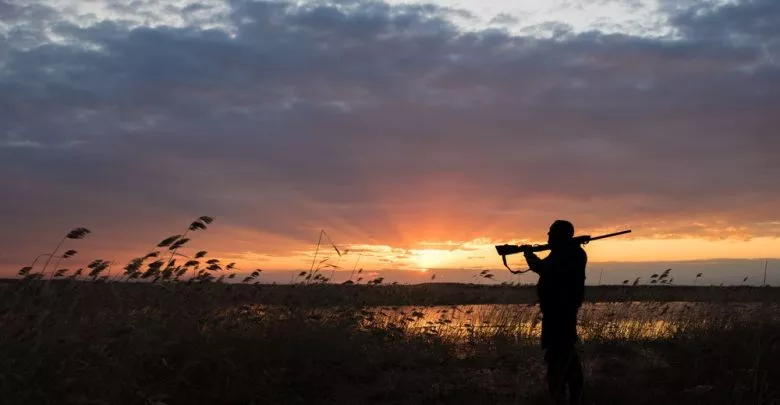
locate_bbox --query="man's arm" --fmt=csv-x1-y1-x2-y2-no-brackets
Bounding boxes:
524,250,549,276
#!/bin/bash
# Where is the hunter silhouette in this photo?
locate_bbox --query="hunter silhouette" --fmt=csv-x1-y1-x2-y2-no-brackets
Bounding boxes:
524,220,586,405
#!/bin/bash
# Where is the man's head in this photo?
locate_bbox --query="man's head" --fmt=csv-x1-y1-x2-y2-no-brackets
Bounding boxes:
547,220,575,248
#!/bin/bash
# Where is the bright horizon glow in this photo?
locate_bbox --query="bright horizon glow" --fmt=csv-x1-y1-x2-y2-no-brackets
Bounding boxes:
409,248,454,271
215,235,780,273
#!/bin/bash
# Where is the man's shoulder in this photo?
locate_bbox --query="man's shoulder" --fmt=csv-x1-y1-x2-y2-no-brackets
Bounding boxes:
563,246,587,266
564,245,587,257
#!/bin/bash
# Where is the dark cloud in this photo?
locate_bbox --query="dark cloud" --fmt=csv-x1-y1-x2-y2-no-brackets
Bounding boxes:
670,0,780,41
0,0,779,275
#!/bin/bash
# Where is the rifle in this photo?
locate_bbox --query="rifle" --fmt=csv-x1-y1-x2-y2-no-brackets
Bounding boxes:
495,230,631,273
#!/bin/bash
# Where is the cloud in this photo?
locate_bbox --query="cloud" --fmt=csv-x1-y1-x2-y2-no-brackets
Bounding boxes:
0,0,778,275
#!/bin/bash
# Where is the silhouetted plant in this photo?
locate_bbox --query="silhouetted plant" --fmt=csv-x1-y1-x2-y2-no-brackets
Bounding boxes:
52,269,69,278
346,254,362,283
141,260,164,279
165,216,214,267
368,277,384,285
474,269,496,284
35,227,90,277
124,258,144,280
158,235,181,248
243,269,262,284
115,216,217,284
22,273,44,282
659,268,672,281
87,259,110,281
305,230,342,284
48,250,79,280
169,238,190,251
24,254,51,275
68,268,83,280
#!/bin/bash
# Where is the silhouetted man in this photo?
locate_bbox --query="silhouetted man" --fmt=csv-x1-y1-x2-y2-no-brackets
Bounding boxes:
523,220,586,405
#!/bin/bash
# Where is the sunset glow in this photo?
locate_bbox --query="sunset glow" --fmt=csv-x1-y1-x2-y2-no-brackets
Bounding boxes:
409,249,453,271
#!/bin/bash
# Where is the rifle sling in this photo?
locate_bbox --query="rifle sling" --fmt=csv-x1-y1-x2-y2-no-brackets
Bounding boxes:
502,254,531,274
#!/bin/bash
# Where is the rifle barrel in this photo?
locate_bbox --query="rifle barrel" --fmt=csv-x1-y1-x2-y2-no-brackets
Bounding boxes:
589,229,631,242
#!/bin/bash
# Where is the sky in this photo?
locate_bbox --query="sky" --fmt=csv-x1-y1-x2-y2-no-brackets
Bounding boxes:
0,0,779,285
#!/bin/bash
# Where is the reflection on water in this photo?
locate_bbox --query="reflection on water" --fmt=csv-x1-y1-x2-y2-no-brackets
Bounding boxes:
360,302,778,341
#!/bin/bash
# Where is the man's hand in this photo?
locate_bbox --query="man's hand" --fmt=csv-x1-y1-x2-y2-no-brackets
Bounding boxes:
522,246,547,274
520,245,536,258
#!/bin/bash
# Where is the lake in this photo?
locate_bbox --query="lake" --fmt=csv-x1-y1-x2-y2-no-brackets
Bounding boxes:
354,302,779,341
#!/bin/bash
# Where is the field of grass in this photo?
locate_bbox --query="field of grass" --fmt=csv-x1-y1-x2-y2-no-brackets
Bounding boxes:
3,221,778,404
1,280,778,405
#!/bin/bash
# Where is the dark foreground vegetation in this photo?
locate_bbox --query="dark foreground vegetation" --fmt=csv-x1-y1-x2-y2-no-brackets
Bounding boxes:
3,280,779,306
1,281,778,405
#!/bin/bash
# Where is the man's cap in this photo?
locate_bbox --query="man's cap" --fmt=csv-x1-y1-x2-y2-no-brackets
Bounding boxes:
550,220,575,239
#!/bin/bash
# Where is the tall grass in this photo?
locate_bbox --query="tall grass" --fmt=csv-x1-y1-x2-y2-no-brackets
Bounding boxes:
1,279,778,405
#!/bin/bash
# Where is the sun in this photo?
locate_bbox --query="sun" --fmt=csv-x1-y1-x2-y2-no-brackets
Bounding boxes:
410,249,450,271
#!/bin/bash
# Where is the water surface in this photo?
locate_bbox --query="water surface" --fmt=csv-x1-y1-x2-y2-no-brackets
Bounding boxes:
359,302,778,341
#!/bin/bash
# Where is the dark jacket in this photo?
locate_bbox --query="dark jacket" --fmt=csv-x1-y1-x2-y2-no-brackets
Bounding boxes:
524,245,587,315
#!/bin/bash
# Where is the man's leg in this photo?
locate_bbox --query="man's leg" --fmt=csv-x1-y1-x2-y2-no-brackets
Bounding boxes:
562,309,583,405
563,347,583,405
544,349,567,404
